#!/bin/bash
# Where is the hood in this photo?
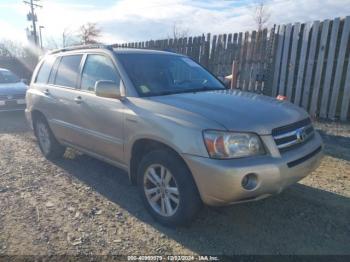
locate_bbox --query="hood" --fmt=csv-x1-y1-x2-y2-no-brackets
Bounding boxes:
0,82,28,95
148,89,309,135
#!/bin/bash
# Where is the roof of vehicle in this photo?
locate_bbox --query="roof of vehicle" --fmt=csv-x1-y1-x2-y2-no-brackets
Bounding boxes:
0,68,10,72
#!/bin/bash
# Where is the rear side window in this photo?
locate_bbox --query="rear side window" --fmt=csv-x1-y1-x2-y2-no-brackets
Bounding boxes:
48,57,61,84
36,56,56,84
54,55,82,88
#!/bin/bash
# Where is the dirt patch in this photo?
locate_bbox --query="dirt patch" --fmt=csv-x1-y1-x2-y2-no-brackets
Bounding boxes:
0,112,349,255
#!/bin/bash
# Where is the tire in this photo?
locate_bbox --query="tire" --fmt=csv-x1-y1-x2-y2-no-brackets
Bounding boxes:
137,149,202,227
33,115,65,160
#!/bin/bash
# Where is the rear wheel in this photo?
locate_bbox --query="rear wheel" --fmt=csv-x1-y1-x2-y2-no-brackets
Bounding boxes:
34,116,65,160
137,149,202,226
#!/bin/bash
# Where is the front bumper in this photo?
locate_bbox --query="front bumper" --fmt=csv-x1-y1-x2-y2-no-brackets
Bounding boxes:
182,132,323,206
0,104,26,112
0,100,26,112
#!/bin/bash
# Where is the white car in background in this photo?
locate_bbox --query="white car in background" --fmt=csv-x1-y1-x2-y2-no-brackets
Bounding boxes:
0,68,28,112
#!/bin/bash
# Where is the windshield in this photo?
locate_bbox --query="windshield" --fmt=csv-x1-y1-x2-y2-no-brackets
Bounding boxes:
118,53,225,97
0,70,20,84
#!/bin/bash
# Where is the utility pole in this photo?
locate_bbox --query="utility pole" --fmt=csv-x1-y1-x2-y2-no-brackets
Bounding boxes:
39,25,44,49
24,0,42,46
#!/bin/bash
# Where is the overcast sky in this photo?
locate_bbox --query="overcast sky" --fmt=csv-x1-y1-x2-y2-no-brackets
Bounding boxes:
0,0,350,47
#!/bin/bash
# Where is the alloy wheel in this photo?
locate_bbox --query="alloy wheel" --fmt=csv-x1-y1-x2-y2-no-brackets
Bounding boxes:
36,122,51,155
143,164,180,217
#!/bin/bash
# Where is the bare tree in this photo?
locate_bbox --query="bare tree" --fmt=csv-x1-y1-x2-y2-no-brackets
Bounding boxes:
252,0,271,31
62,27,76,47
44,28,79,50
79,23,102,45
169,22,190,39
0,40,26,57
45,37,59,50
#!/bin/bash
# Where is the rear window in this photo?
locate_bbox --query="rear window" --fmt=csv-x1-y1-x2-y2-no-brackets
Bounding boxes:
36,56,56,84
54,55,82,88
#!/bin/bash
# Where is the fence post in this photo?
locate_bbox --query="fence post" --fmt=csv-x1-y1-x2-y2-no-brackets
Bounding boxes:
310,20,330,116
230,61,239,89
328,16,350,119
271,25,284,97
294,23,311,106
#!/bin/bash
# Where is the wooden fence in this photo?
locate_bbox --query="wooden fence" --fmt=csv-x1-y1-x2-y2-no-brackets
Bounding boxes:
113,16,350,121
272,16,350,121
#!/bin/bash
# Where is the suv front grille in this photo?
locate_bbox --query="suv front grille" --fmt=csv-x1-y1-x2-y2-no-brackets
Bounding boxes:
272,118,314,153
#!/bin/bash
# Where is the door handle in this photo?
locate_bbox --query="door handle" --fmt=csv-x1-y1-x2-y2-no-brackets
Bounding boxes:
74,96,83,104
43,89,50,95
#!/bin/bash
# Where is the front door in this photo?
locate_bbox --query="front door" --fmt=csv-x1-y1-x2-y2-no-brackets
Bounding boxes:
73,54,125,165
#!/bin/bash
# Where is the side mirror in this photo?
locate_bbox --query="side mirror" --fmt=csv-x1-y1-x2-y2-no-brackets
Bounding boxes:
217,76,230,89
95,80,122,99
21,79,28,85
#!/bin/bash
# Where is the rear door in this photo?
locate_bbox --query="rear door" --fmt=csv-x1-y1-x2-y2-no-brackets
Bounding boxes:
46,54,85,144
30,55,57,117
72,53,125,165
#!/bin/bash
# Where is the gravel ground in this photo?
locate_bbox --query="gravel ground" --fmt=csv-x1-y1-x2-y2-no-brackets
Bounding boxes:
0,111,349,256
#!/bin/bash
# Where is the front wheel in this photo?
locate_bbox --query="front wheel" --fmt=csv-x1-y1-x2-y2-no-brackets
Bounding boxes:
34,116,65,160
137,149,202,227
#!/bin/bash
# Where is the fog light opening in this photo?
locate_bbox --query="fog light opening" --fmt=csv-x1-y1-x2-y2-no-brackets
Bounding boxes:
241,173,258,190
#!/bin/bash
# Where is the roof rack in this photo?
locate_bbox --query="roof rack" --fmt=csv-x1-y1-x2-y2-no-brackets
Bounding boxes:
48,44,113,54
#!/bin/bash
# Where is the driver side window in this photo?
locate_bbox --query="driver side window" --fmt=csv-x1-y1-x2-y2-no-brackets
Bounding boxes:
81,54,120,92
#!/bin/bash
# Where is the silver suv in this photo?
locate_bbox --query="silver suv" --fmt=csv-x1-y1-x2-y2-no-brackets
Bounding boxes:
26,45,323,226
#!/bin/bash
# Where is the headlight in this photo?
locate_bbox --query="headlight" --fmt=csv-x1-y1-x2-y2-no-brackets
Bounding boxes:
203,130,265,159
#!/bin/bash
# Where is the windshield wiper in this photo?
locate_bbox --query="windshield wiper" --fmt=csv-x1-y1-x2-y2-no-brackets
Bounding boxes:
144,87,224,97
182,87,224,93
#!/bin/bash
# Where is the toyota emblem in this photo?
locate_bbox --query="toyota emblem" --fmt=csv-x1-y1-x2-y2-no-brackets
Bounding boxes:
296,127,307,143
